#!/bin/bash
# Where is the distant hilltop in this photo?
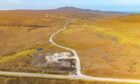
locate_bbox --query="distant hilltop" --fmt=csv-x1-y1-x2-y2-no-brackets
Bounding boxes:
0,7,127,20
54,7,126,14
47,7,127,20
0,7,127,15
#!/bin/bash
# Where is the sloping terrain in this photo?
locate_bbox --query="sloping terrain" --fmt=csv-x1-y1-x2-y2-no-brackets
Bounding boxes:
0,7,123,72
0,7,130,84
48,7,125,20
55,14,140,79
0,10,69,72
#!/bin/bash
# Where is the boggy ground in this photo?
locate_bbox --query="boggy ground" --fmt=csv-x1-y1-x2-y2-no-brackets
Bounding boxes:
55,15,140,79
0,8,123,73
0,8,138,83
0,11,68,73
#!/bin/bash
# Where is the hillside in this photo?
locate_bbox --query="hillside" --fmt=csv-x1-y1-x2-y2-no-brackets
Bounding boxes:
55,14,140,79
48,7,125,20
0,9,70,73
0,7,133,84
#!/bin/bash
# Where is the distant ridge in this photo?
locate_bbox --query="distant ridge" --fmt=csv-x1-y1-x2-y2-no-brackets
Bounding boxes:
47,7,126,20
54,7,126,14
0,7,126,15
0,7,127,20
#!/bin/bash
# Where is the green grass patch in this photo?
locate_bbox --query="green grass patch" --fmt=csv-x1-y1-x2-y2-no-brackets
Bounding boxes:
0,49,35,64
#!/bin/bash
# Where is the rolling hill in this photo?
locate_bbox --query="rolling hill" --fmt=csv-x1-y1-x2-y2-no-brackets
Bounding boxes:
0,7,136,84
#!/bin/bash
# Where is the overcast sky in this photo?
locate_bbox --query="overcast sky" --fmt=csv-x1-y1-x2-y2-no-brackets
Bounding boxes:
0,0,140,12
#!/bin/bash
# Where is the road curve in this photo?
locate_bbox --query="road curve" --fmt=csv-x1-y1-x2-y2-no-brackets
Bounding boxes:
0,21,139,83
49,22,83,77
49,21,140,83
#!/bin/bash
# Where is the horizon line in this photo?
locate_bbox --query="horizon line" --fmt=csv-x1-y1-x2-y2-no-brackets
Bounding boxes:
0,7,139,14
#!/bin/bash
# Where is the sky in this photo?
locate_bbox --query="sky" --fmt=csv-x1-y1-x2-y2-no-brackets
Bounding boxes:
0,0,140,12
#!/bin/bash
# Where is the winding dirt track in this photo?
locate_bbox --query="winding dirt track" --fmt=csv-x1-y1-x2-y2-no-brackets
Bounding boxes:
0,21,140,83
49,22,83,76
48,21,140,84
